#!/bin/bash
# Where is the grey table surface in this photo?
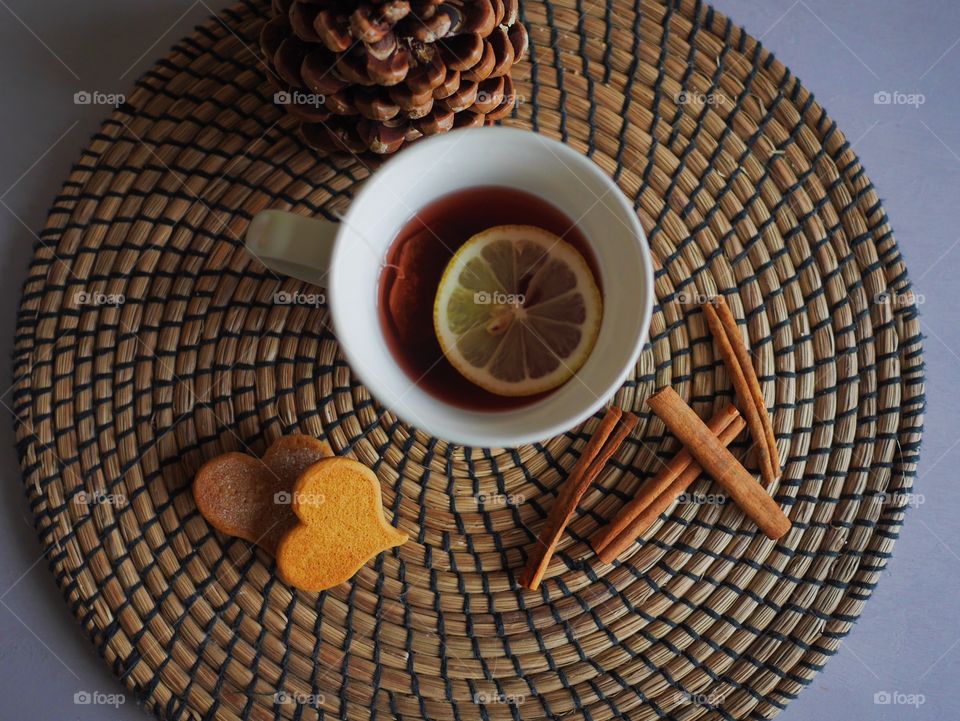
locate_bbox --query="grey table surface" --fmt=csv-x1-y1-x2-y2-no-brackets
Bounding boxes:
0,1,956,719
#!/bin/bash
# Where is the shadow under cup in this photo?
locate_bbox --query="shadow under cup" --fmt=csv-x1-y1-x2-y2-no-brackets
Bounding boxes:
328,127,654,448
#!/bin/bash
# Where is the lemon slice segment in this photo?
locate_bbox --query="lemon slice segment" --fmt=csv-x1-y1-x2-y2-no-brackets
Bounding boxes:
433,225,602,396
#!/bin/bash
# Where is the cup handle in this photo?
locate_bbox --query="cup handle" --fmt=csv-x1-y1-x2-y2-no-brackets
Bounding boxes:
245,209,337,287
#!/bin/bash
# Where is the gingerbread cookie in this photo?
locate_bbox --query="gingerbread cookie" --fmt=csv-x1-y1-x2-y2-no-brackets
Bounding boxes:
275,457,408,592
193,435,332,554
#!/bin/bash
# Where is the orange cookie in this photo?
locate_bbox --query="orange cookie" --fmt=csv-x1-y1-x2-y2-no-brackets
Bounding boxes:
193,435,332,554
276,457,408,592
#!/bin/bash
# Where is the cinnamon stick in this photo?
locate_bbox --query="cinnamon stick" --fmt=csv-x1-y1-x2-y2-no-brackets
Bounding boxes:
704,297,780,484
594,414,747,563
713,296,780,479
521,407,637,590
591,404,741,558
583,412,639,484
646,387,790,539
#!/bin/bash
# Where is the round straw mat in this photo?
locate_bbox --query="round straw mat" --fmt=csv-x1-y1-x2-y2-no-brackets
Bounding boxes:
12,1,925,720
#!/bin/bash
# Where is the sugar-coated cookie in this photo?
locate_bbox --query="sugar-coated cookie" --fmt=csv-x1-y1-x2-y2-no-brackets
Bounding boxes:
275,457,407,592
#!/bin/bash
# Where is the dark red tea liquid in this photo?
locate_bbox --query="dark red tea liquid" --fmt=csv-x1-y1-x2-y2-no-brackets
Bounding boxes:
377,186,598,412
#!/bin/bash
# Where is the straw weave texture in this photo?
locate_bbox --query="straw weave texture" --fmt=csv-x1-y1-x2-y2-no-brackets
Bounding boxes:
11,1,925,720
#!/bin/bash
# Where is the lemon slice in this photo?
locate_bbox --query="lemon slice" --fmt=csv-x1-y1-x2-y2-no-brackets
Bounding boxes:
434,225,603,396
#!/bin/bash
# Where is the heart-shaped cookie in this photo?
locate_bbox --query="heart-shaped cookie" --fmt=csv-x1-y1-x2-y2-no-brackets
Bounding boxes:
275,457,408,592
193,435,332,554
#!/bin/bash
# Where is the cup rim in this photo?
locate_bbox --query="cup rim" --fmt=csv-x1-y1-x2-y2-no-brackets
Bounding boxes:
328,126,654,447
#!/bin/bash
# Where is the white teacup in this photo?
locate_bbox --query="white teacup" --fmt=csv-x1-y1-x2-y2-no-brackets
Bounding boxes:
246,126,653,447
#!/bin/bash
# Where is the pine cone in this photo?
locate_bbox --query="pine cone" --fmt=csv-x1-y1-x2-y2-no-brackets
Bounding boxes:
261,0,529,155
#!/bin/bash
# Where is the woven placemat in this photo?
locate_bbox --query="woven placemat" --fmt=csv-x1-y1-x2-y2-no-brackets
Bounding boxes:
12,1,925,720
